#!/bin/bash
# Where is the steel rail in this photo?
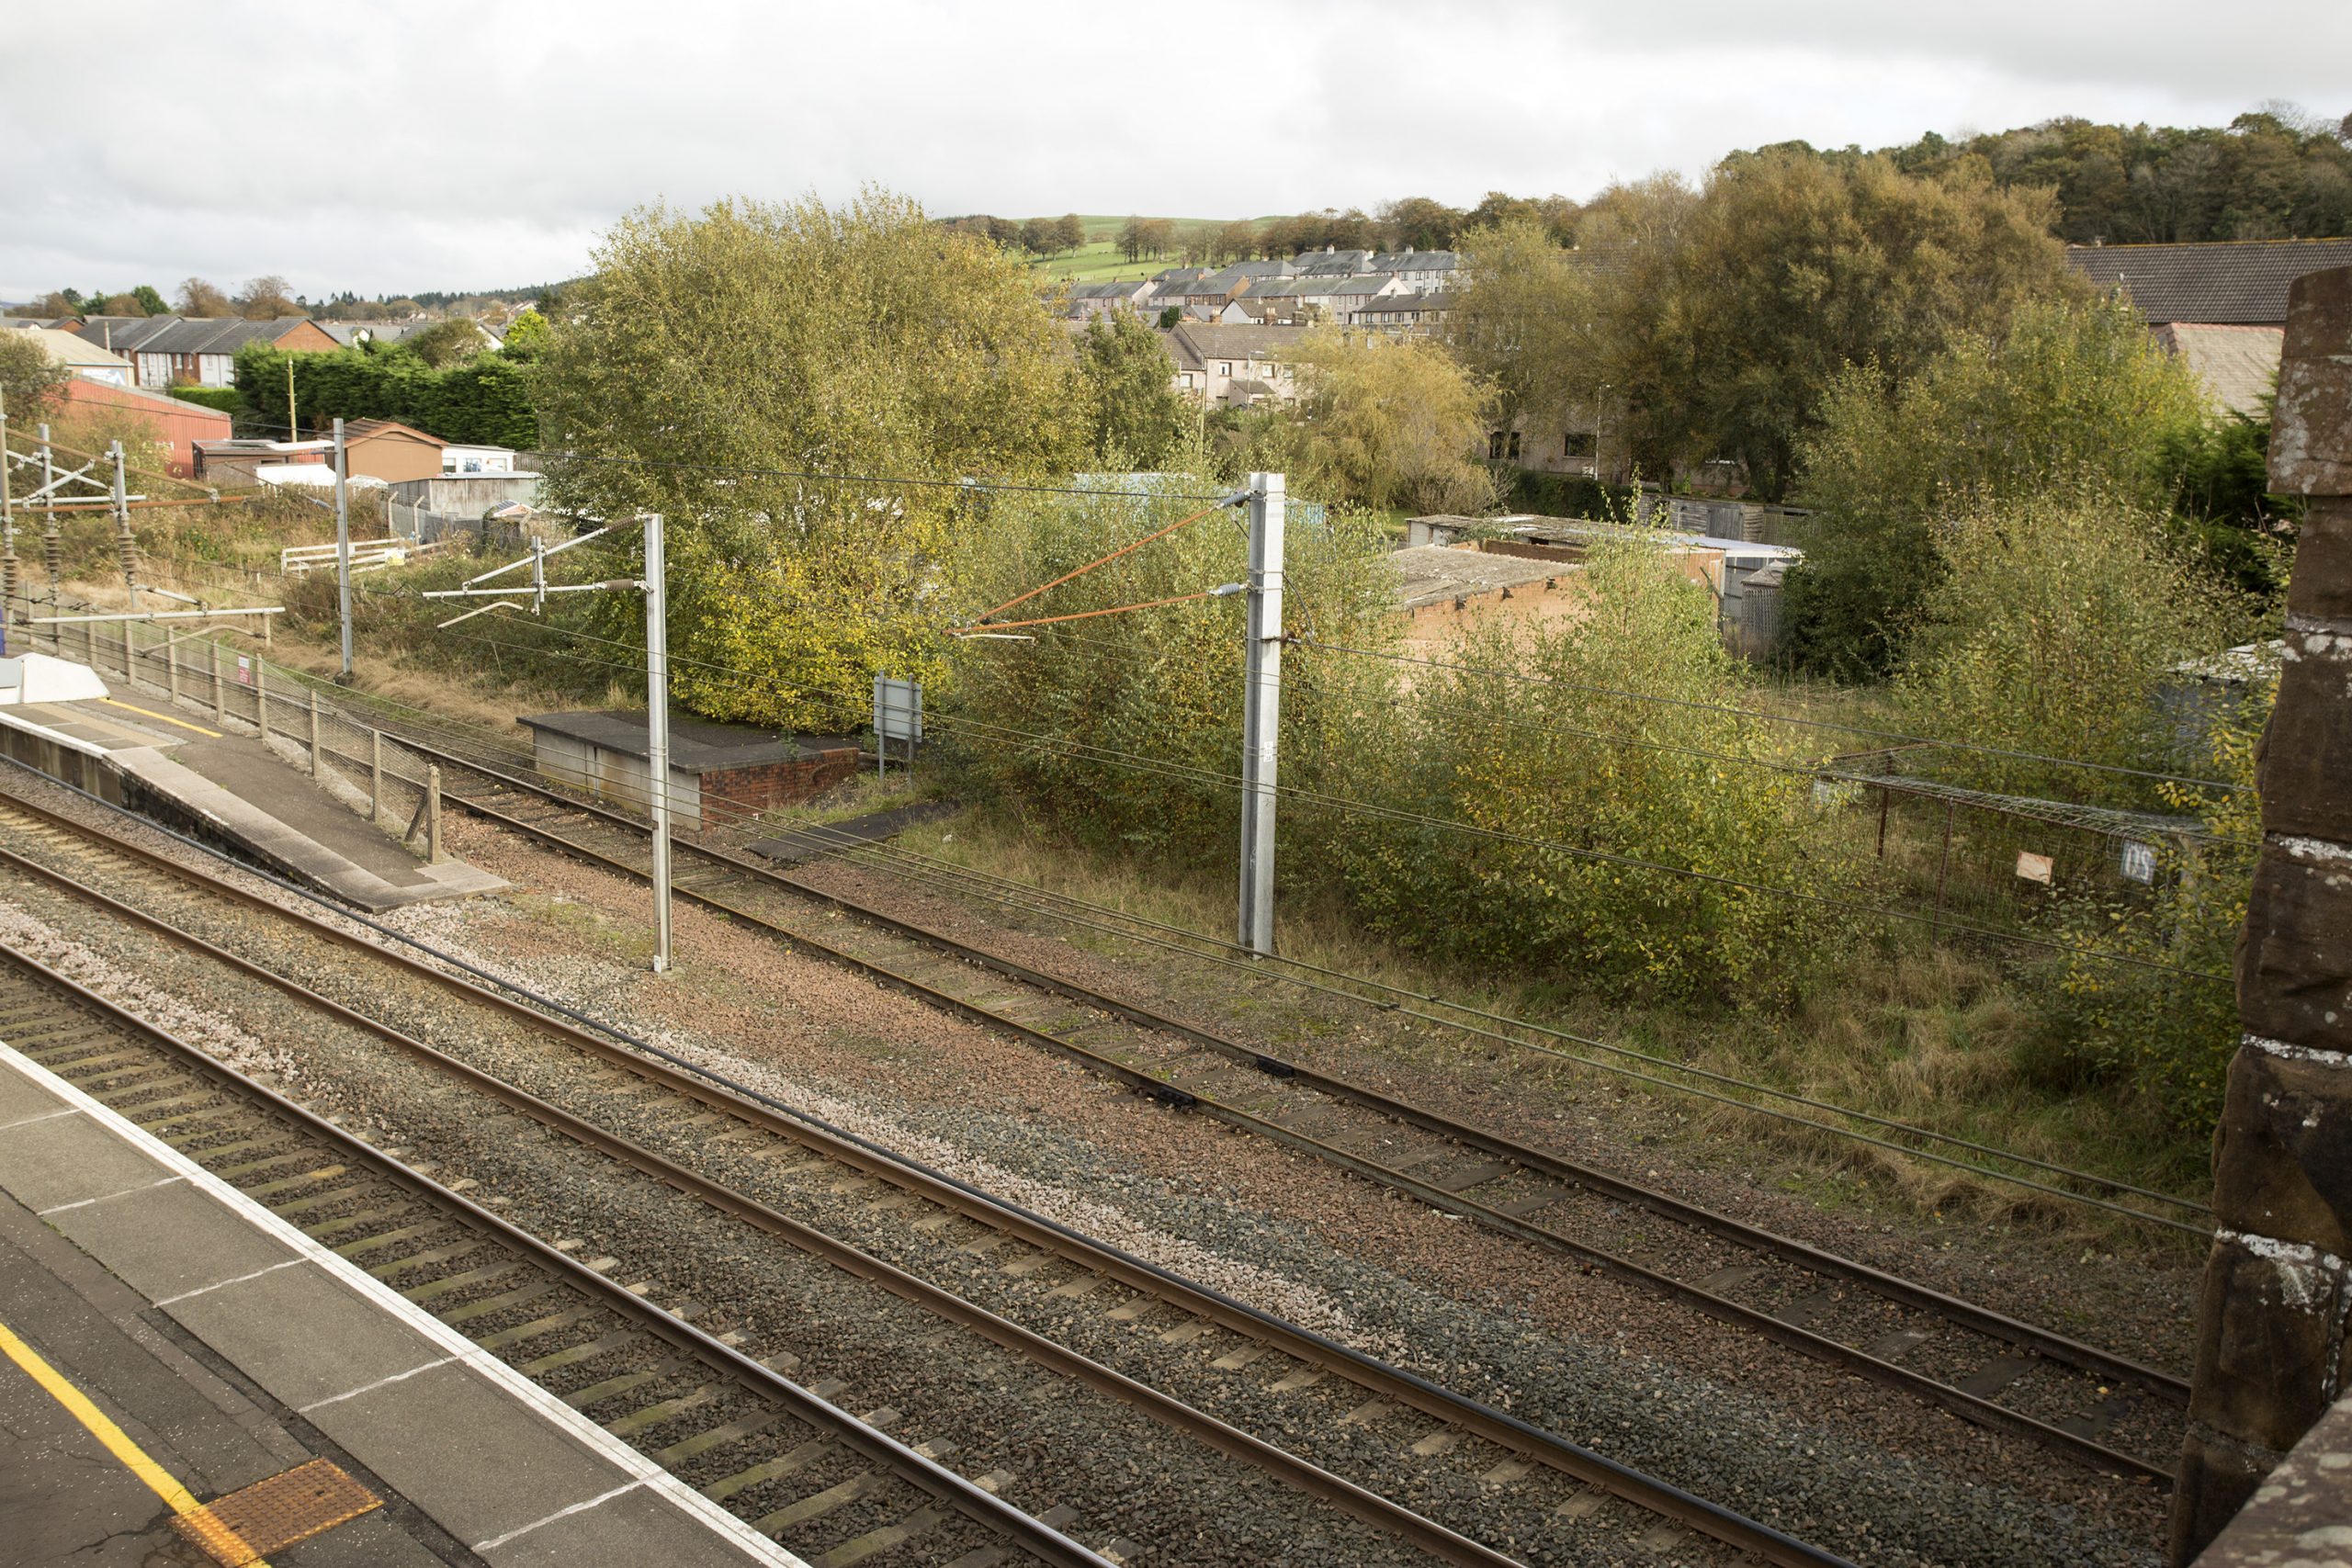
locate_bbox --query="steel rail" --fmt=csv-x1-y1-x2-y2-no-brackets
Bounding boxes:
388,748,2186,1479
0,795,1855,1568
0,942,1114,1568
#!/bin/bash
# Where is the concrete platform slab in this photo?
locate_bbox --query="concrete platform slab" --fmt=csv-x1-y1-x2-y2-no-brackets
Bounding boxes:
0,1179,458,1567
300,1357,633,1547
0,1059,73,1127
163,1258,449,1411
0,1039,806,1567
47,1177,300,1303
0,1110,179,1213
0,677,504,912
479,1477,753,1566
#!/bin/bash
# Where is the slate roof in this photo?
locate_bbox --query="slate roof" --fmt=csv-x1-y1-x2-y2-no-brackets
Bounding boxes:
2065,239,2352,325
1170,322,1307,362
1368,250,1458,272
74,315,321,356
1357,290,1455,315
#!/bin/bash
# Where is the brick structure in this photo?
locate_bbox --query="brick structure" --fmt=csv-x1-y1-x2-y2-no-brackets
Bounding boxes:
2173,265,2352,1562
518,710,858,833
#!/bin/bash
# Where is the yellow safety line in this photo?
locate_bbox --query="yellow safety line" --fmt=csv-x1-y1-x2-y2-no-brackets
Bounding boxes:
96,699,221,739
0,1315,272,1565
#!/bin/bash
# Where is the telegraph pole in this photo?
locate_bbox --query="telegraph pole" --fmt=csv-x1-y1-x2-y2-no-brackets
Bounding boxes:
285,359,298,439
333,417,353,679
1238,470,1283,955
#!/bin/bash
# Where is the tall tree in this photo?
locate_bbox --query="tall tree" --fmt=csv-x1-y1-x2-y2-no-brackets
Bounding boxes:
233,275,298,319
0,332,69,418
1054,213,1086,253
130,284,169,315
1637,150,2071,501
176,276,233,315
1074,313,1187,467
1782,295,2208,678
1378,196,1464,251
1019,217,1055,254
535,190,1087,730
1279,329,1496,513
1118,215,1144,264
1134,218,1175,259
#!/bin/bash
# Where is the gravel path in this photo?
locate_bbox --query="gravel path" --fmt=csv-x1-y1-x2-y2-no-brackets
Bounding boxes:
0,773,2173,1565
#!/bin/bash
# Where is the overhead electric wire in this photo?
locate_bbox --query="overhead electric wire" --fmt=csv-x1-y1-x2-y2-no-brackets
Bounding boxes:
176,581,2211,1224
1295,637,2254,795
743,815,2211,1230
334,587,2234,986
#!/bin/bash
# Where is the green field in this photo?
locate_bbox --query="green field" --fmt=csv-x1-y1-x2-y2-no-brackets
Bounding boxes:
1021,215,1278,286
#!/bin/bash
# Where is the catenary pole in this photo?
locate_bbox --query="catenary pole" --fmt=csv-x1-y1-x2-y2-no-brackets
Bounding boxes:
643,512,673,973
1,389,14,652
1238,470,1283,955
109,442,138,609
333,417,353,678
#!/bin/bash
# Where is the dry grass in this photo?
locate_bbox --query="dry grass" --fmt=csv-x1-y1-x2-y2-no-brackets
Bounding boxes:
890,806,2209,1256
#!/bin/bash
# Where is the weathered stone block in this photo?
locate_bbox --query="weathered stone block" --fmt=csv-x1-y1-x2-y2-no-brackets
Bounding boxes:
2235,847,2352,1042
2257,649,2352,839
2170,1427,2278,1565
2184,1235,2349,1452
2270,267,2352,498
2211,1047,2352,1253
2284,500,2352,624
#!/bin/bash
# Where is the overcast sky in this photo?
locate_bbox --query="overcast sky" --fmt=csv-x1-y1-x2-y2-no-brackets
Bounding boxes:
5,0,2346,303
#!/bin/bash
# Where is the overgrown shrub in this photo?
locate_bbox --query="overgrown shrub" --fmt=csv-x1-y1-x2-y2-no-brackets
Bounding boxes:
946,476,1396,863
1314,530,1870,1004
1503,468,1632,519
2029,654,2267,1133
1895,491,2226,807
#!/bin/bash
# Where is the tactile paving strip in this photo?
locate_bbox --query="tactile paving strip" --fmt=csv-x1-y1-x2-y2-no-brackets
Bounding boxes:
169,1458,382,1566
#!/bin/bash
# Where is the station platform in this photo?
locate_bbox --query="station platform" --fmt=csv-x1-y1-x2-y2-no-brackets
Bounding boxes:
0,1040,804,1567
0,676,502,911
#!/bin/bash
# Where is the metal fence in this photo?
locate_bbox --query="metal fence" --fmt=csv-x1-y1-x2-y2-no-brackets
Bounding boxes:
387,500,536,555
1817,753,2229,942
8,592,448,862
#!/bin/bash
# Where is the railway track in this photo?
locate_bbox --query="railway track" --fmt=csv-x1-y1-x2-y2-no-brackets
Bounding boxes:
390,736,2191,1487
0,943,1110,1568
0,773,1855,1568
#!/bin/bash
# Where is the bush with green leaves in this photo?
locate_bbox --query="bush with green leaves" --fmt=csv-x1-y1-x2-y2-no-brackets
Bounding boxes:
2028,653,2267,1134
1895,491,2227,808
946,473,1396,863
1314,530,1870,1004
1782,295,2207,679
535,190,1090,732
